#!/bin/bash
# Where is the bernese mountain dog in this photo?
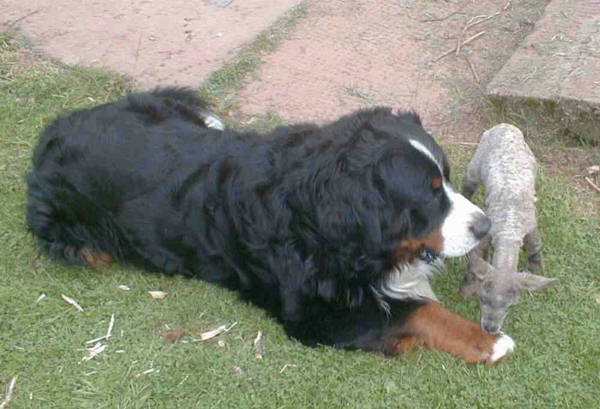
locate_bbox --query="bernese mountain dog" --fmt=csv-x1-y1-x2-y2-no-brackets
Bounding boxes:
26,87,514,363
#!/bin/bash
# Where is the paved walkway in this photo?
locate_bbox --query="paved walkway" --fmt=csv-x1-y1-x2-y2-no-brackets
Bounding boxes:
2,0,596,142
1,0,302,87
487,0,600,142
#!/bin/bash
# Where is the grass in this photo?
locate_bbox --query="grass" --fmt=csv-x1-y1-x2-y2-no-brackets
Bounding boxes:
482,95,600,219
485,96,599,147
342,87,373,103
1,30,600,409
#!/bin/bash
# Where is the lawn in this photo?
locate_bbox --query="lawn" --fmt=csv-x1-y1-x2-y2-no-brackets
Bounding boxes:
1,32,599,409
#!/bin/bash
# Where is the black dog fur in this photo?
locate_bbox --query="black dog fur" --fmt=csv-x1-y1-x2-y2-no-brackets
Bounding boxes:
27,87,455,353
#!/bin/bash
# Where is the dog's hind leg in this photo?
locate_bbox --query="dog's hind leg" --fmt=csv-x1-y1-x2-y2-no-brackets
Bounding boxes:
26,174,120,269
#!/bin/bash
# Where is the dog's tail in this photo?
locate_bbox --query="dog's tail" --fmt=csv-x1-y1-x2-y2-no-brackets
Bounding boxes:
129,87,225,131
26,172,124,268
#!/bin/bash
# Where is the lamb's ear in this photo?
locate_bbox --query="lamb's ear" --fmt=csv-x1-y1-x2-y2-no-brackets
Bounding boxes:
516,272,559,292
468,253,496,279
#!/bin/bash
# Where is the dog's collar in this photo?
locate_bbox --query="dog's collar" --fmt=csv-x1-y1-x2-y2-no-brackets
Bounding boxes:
419,248,438,264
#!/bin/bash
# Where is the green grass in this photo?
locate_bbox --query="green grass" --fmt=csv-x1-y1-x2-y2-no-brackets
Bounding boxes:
1,32,600,409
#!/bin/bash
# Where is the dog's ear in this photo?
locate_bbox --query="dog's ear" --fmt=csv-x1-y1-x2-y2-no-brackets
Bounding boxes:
328,122,383,175
371,145,441,208
351,121,383,147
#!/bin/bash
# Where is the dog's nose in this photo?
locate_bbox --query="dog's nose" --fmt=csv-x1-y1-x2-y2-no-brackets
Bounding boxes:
470,215,491,240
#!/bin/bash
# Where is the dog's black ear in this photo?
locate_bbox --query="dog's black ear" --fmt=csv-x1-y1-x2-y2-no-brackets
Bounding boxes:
357,120,394,144
340,121,381,152
371,146,439,208
359,121,377,138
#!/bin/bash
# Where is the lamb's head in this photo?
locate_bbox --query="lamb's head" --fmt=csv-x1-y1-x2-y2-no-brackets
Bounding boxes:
469,254,559,334
478,270,519,334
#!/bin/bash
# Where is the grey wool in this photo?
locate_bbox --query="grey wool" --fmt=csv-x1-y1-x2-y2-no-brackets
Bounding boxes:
461,124,558,334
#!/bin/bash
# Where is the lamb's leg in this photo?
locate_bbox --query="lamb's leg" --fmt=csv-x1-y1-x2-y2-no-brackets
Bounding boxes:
524,228,544,273
461,236,490,298
461,177,479,200
461,160,481,200
460,268,479,298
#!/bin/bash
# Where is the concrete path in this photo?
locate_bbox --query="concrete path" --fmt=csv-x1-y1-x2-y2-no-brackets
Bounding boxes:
3,0,595,144
487,0,600,142
1,0,302,87
232,0,549,143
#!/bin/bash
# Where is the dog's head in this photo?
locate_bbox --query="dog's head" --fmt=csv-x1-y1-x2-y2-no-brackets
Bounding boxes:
269,107,491,311
351,108,490,264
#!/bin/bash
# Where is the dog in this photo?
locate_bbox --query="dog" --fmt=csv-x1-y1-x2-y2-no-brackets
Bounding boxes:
26,87,514,363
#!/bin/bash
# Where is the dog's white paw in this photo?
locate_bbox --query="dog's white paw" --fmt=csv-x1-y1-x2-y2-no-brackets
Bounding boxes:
489,333,515,363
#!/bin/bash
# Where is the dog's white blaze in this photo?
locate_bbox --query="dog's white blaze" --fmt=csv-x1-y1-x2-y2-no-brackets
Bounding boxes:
441,183,485,257
409,139,441,173
409,138,485,258
380,138,487,303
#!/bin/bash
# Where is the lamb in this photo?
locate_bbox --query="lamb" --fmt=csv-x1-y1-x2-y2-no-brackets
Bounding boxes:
461,123,559,334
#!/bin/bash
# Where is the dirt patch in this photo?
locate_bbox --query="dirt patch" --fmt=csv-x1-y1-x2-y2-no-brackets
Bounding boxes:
236,0,549,143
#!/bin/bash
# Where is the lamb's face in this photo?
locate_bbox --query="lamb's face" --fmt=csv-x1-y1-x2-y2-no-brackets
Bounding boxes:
479,277,519,334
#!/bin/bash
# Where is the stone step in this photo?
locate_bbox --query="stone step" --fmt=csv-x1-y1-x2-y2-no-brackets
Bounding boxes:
487,0,599,144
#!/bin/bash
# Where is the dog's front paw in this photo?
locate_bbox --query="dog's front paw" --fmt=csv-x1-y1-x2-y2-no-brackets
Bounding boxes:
487,333,515,364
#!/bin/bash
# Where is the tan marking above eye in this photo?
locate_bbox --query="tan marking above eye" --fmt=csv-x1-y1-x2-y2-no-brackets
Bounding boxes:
431,177,442,189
